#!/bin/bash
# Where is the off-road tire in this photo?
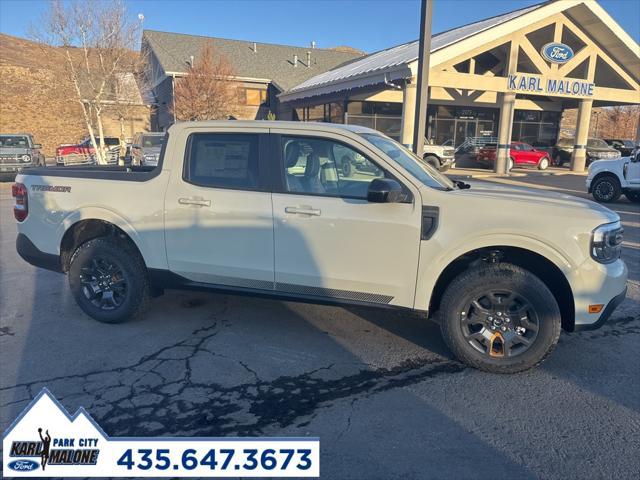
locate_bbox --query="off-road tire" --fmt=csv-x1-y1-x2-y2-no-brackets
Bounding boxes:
69,237,151,323
439,263,561,374
624,190,640,203
591,174,622,203
341,156,353,177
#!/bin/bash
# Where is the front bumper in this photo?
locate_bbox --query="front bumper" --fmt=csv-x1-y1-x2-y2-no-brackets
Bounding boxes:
585,176,593,192
573,286,627,331
0,164,29,173
571,258,627,330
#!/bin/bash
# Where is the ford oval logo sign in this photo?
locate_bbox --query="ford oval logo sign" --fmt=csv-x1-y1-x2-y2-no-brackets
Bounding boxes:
8,459,39,471
541,43,574,64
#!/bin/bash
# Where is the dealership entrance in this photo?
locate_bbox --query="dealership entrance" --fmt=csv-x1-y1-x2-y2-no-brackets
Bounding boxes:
279,0,639,172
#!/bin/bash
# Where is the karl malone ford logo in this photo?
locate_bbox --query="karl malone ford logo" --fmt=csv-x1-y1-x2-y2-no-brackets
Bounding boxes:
541,42,574,64
3,388,103,476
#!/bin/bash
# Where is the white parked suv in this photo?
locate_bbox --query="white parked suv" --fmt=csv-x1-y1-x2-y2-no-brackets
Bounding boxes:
586,149,640,203
13,121,628,373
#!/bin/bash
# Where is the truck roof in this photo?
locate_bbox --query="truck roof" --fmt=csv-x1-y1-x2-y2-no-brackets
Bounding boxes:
166,120,381,136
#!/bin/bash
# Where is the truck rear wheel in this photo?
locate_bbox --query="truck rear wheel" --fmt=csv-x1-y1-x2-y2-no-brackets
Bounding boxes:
438,263,561,373
68,237,151,323
624,191,640,203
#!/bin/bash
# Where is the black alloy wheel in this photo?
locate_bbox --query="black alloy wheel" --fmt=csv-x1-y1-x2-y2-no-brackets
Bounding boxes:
79,256,127,310
69,237,151,323
460,290,539,358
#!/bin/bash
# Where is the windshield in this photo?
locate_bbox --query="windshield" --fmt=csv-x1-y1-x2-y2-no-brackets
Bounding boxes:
587,138,609,148
142,135,164,148
360,133,455,191
623,140,635,148
0,135,29,147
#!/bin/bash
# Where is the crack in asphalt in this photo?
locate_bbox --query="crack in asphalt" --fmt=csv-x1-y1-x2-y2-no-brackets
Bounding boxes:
0,301,464,438
2,298,635,440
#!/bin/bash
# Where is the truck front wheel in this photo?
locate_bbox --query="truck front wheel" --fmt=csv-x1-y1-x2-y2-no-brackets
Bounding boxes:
591,174,621,203
423,155,441,170
68,237,151,323
439,263,561,373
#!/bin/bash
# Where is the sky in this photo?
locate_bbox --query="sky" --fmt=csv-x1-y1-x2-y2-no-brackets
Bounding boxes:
0,0,638,53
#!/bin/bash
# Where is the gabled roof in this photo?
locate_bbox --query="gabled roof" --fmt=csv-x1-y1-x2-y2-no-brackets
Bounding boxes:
279,0,640,103
142,30,363,91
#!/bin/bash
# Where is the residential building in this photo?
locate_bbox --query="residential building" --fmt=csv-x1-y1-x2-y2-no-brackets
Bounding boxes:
142,30,362,131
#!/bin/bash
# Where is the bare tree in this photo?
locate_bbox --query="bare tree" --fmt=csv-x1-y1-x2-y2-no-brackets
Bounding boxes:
33,0,142,164
172,42,238,121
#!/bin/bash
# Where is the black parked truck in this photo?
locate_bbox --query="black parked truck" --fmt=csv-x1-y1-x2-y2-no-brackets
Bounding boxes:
603,139,636,157
551,137,620,167
0,134,46,179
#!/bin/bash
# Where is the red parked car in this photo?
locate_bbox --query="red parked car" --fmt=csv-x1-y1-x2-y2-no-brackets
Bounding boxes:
477,142,551,170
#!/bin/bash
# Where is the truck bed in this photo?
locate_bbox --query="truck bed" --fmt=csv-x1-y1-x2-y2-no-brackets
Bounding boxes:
18,164,159,182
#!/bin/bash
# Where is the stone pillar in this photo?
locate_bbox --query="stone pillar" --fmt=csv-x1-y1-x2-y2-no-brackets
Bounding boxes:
495,92,516,174
401,81,417,148
571,98,593,172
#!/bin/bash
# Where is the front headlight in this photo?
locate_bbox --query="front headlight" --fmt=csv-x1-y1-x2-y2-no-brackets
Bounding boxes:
21,154,31,163
591,221,623,264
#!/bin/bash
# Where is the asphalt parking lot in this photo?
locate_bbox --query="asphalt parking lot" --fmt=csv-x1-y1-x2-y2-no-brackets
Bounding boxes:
0,173,639,479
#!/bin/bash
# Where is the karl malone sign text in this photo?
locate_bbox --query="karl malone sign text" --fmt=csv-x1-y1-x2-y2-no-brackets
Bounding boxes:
507,74,595,97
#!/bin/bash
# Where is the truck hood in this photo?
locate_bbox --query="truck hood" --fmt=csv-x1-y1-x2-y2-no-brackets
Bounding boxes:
435,182,619,224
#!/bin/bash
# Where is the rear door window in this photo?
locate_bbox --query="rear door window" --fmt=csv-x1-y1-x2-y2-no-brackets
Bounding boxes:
184,133,261,190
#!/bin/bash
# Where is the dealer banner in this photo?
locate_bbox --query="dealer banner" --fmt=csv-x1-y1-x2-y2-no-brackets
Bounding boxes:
3,388,320,477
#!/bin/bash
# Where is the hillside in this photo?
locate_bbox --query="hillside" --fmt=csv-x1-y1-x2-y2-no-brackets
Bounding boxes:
0,34,87,156
0,34,149,157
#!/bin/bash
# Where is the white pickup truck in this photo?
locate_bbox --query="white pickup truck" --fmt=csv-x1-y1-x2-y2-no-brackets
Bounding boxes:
13,121,627,373
586,149,640,203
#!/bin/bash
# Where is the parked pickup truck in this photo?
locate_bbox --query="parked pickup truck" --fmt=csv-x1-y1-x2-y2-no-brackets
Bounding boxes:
0,133,45,175
586,149,640,203
422,142,455,171
13,121,628,373
56,137,121,166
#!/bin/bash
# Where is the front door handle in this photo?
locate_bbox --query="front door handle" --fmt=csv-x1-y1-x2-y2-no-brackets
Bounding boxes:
285,206,321,216
179,197,211,207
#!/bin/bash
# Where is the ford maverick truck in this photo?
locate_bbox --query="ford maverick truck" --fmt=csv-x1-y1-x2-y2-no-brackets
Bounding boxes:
13,121,628,373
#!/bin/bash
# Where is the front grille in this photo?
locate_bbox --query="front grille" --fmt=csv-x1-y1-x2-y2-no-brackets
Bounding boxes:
0,156,22,165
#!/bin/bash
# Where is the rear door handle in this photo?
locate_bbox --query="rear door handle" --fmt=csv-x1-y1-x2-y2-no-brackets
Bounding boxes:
179,197,211,207
285,206,321,216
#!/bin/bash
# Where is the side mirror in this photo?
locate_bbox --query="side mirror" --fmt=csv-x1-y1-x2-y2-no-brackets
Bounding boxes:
367,178,406,203
33,144,42,149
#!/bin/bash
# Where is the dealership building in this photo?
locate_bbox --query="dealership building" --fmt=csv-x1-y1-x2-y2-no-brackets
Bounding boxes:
279,0,640,169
